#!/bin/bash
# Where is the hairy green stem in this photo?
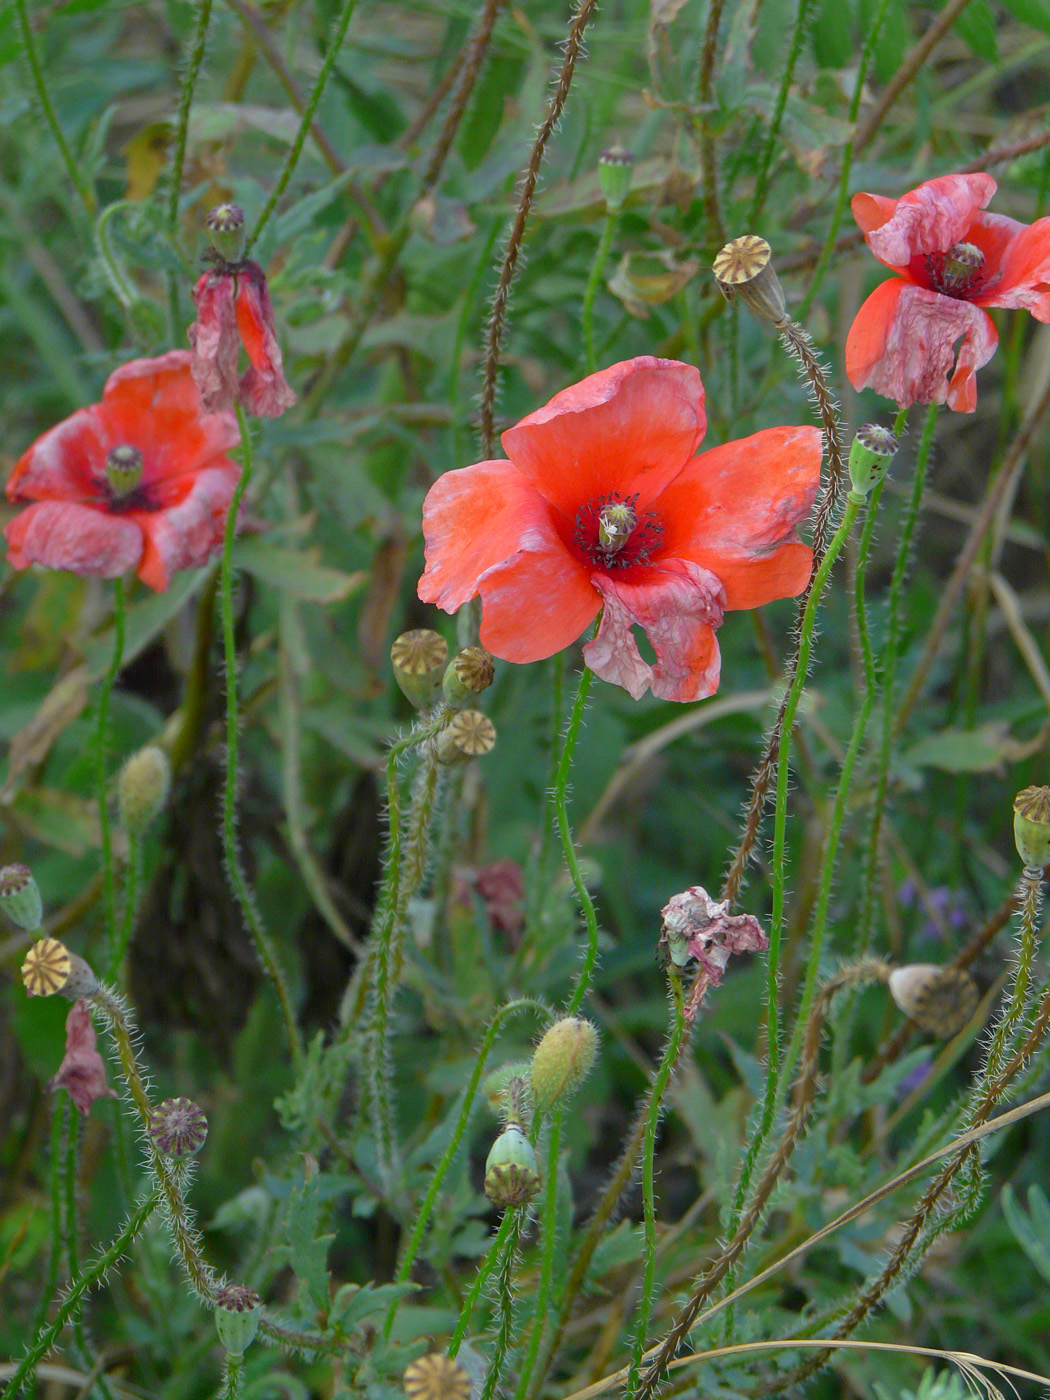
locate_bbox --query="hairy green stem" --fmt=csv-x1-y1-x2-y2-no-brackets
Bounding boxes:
582,212,617,374
448,1207,519,1357
513,1111,566,1400
559,665,600,1015
99,579,126,978
14,0,95,217
481,1210,524,1400
748,0,812,226
166,0,214,240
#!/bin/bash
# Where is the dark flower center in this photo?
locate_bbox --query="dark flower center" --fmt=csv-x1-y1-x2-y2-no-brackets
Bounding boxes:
574,492,664,569
924,241,988,300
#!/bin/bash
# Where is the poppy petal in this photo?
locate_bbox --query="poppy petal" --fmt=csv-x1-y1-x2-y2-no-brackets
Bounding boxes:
476,547,600,663
235,263,297,418
976,216,1050,319
585,560,725,703
501,357,706,517
657,426,820,610
188,275,242,415
129,465,240,591
845,280,996,411
4,501,143,578
6,406,107,504
854,173,997,269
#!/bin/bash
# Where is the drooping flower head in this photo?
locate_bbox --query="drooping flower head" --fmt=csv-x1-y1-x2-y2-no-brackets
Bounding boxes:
845,172,1050,412
188,208,297,420
49,1000,117,1116
418,358,820,703
4,351,241,591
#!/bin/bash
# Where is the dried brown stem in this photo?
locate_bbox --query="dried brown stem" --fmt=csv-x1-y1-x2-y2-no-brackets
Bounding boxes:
479,0,601,457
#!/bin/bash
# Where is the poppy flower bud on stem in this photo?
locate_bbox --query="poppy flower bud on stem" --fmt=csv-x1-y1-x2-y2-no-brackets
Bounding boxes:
205,203,246,265
530,1017,599,1115
105,444,144,499
214,1284,261,1355
1,862,42,931
887,964,979,1037
597,145,633,212
149,1096,209,1160
712,235,788,328
436,710,496,766
392,629,448,709
1013,786,1050,873
118,745,172,836
848,423,899,498
443,646,495,708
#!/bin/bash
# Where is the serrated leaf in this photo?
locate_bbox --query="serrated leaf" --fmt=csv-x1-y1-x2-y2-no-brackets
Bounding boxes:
232,539,366,604
329,1280,418,1331
284,1168,335,1316
1001,1183,1050,1284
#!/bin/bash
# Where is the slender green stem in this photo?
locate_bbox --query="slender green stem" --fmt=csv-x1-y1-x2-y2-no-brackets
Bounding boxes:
14,0,95,218
582,212,617,374
748,0,812,226
221,1351,244,1400
99,579,126,978
221,405,302,1067
984,868,1043,1077
448,1208,519,1357
513,1110,565,1400
0,1192,159,1400
481,1210,524,1400
109,838,143,985
246,0,360,255
94,201,138,310
166,0,214,240
559,665,600,1016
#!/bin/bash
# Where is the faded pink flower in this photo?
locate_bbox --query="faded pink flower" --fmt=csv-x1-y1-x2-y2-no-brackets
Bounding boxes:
472,859,525,938
188,260,296,418
49,1000,117,1116
660,885,768,1021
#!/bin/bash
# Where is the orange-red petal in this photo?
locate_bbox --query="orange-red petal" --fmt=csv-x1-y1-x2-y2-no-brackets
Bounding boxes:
501,357,706,517
4,501,143,578
656,426,820,611
853,173,997,271
6,406,106,503
476,548,600,663
130,465,240,591
977,215,1050,319
585,560,724,703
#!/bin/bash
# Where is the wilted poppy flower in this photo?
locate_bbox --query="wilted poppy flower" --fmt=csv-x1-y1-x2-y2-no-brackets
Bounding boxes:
188,260,297,418
4,351,241,591
418,358,820,703
49,1000,117,1116
845,172,1050,412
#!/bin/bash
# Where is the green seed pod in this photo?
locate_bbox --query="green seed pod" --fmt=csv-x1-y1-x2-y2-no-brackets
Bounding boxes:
597,145,633,212
214,1284,261,1355
0,863,42,931
1013,786,1050,870
484,1122,540,1208
118,746,171,837
848,423,899,497
888,964,979,1037
712,235,788,327
22,937,98,999
436,711,496,766
105,444,144,498
529,1017,599,1115
403,1353,472,1400
149,1097,209,1160
391,629,448,710
443,647,495,708
205,203,247,265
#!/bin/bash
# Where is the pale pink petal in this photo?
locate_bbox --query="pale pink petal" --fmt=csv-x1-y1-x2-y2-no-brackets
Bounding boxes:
129,465,240,591
187,276,242,415
585,560,725,703
855,173,997,269
846,280,996,411
4,501,142,578
476,546,600,663
501,358,706,517
49,1000,116,1116
6,406,108,503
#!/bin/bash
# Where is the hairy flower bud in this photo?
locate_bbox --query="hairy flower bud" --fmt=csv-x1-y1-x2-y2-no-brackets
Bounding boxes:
1013,786,1050,871
1,863,42,931
712,235,788,327
848,423,899,497
597,145,634,211
436,711,496,766
118,745,172,836
403,1354,472,1400
22,938,98,999
149,1096,209,1159
888,964,979,1037
443,647,495,708
214,1284,261,1355
391,629,448,709
484,1123,540,1207
529,1017,599,1115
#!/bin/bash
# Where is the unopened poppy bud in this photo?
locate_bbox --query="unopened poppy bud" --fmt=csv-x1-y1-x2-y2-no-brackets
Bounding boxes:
403,1353,472,1400
529,1017,599,1115
848,423,899,496
436,711,496,766
1,863,42,931
943,241,984,283
598,145,633,211
443,647,495,708
887,964,979,1037
118,745,171,836
1013,786,1050,871
21,938,98,999
392,629,448,709
205,202,247,265
484,1122,540,1207
214,1284,261,1355
105,444,144,499
149,1096,209,1160
712,235,788,327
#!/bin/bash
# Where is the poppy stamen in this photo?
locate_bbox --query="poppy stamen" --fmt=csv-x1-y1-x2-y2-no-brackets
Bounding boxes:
574,491,663,568
925,242,987,299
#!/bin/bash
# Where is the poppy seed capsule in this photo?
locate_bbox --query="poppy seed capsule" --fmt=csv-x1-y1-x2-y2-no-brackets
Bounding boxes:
848,423,899,497
443,647,495,708
436,711,496,766
105,444,144,498
22,938,98,1000
0,863,42,931
205,202,246,264
214,1284,261,1355
529,1017,599,1115
888,964,979,1037
712,235,788,327
149,1096,208,1159
391,629,448,709
403,1353,472,1400
1013,786,1050,871
118,745,171,837
597,144,633,211
484,1122,540,1208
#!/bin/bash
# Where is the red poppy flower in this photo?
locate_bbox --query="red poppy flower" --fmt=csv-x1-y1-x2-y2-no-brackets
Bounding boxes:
4,350,241,591
845,172,1050,412
188,260,297,418
418,358,821,703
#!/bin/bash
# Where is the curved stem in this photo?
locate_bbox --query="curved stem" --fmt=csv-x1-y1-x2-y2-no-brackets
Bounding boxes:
748,0,811,226
99,579,126,979
14,0,95,218
166,0,214,241
558,665,599,1015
